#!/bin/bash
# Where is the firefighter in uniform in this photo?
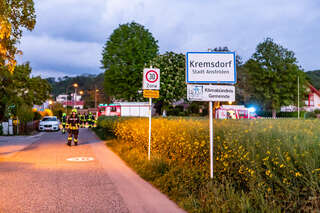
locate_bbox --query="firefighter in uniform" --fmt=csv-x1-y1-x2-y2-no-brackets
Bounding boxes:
80,113,85,128
90,113,96,128
93,114,97,128
85,112,89,128
88,112,93,128
67,109,80,146
61,113,67,134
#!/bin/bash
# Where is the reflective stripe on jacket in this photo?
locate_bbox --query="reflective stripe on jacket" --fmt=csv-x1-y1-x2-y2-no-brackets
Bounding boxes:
67,115,80,130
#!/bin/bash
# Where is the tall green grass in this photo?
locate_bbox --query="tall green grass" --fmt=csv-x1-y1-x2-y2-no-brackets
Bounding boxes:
98,118,320,212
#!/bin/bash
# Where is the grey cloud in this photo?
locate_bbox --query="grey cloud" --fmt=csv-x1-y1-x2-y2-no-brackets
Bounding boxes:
19,0,320,78
20,35,102,74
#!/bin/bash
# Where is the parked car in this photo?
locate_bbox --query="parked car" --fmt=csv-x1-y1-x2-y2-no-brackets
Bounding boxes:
39,116,60,131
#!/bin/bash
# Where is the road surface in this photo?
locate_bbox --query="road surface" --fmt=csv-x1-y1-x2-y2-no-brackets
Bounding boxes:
0,129,185,213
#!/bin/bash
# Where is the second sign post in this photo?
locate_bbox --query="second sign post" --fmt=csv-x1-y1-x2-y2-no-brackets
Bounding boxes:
186,52,236,179
143,67,160,160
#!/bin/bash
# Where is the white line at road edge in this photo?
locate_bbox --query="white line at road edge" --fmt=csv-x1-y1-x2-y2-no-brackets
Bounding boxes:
66,157,95,162
29,132,45,138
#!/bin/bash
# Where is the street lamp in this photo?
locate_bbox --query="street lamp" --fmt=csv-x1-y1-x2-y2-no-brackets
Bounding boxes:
95,89,99,108
48,100,53,111
73,83,78,109
66,83,78,115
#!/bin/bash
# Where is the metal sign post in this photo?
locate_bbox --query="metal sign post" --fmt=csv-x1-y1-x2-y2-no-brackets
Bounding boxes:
143,67,160,160
209,101,214,179
186,51,237,179
298,76,300,119
148,97,152,160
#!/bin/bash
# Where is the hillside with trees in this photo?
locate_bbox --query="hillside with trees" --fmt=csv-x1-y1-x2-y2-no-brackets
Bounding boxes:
46,73,107,108
306,70,320,89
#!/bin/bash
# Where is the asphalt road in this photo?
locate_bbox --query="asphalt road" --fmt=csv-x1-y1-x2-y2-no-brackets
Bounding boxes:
0,129,185,213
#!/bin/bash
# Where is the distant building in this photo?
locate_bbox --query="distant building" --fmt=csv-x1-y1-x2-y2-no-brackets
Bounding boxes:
56,94,82,103
56,94,84,109
33,100,50,111
61,101,84,109
71,94,82,102
281,84,320,112
304,84,320,112
56,94,68,103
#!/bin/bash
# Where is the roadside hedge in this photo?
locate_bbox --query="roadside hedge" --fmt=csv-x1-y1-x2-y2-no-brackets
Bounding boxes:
257,111,306,118
93,116,120,140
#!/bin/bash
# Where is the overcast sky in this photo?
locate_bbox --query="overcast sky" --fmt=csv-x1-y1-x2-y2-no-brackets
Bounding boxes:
19,0,320,78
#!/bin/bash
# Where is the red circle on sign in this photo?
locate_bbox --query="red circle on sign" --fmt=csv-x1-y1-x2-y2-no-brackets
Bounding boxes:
145,70,158,83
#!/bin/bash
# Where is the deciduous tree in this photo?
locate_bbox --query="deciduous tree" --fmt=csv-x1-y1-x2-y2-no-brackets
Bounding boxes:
0,63,51,121
244,38,307,118
101,22,158,101
0,0,36,72
149,52,186,114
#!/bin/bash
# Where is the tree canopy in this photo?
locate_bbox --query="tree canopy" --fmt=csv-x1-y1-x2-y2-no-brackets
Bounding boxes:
0,63,51,120
244,38,307,117
101,22,159,101
0,0,36,72
149,52,186,111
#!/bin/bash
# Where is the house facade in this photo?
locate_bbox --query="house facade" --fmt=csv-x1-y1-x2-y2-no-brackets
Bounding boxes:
304,84,320,112
56,94,84,109
281,84,320,112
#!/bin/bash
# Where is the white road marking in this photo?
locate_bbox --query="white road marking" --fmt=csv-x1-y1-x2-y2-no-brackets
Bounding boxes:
29,132,45,138
66,157,95,162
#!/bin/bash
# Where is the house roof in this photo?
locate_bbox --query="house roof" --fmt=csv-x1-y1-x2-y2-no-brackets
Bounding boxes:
308,84,320,97
62,101,84,106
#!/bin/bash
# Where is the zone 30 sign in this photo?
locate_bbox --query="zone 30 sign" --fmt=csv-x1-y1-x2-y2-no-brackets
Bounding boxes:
143,68,160,90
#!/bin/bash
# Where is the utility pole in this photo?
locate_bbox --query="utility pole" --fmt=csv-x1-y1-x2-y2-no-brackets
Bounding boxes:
73,83,78,109
95,87,99,108
298,76,300,119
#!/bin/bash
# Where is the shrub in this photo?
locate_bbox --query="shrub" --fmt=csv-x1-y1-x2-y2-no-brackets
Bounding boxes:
33,111,41,120
17,104,34,123
277,111,306,118
257,111,306,118
187,102,200,114
39,109,53,117
51,102,65,119
305,111,317,119
97,116,119,130
167,105,185,116
94,116,121,139
257,111,272,117
314,109,320,114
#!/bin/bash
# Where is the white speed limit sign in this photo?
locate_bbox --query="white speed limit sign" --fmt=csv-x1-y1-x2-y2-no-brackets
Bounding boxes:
143,68,160,90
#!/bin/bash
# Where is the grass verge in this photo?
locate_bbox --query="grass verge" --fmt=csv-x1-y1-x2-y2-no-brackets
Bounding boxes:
95,117,320,212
